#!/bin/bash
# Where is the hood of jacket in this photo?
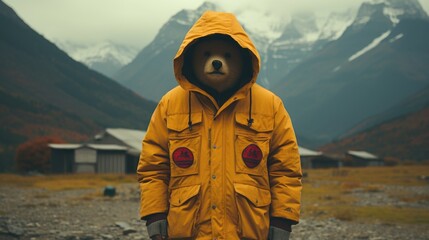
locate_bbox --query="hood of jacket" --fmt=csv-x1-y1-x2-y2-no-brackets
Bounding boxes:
173,11,261,98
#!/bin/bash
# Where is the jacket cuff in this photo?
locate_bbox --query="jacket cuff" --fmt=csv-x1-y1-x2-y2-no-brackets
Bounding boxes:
146,219,167,238
144,213,167,226
269,226,291,240
270,217,294,232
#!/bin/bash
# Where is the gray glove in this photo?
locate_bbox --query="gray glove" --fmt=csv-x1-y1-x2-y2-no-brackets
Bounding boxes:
269,226,291,240
146,219,167,239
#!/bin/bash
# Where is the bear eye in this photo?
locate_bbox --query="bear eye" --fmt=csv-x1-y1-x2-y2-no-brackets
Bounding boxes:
204,51,211,57
225,53,231,59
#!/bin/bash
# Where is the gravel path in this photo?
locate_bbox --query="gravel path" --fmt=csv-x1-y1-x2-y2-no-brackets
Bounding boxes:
0,183,428,240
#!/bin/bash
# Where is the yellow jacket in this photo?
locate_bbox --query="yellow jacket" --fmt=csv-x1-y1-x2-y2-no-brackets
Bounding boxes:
137,11,302,240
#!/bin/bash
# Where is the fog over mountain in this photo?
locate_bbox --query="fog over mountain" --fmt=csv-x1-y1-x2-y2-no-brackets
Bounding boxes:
113,0,429,157
2,0,429,160
274,0,429,146
0,0,157,169
114,2,360,100
56,41,138,78
4,0,429,48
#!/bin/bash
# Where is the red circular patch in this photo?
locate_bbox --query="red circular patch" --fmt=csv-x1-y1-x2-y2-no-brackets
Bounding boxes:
172,147,194,168
242,144,263,168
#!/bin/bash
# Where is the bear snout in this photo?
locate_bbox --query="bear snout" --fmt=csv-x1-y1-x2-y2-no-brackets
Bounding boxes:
212,60,222,71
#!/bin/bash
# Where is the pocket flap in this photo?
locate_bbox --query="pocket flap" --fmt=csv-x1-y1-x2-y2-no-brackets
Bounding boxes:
167,112,202,132
234,183,271,207
235,113,274,132
170,185,201,207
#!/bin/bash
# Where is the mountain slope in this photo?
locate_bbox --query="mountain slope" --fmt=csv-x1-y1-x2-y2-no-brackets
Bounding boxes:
0,1,156,169
274,0,429,146
322,84,429,161
56,41,138,79
115,2,355,101
115,2,222,101
260,10,356,88
341,84,429,138
320,104,429,161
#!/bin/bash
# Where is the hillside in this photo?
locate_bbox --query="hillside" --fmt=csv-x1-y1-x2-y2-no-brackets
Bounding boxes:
321,105,429,161
56,41,138,79
115,2,222,101
0,1,157,171
114,1,429,154
275,0,429,146
341,84,429,138
321,76,429,161
114,2,352,102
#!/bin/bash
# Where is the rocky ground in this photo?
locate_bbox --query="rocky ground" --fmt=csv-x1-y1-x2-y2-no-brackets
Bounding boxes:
0,183,428,240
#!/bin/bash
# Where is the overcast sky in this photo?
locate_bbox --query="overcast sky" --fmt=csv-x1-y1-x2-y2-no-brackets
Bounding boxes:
4,0,429,48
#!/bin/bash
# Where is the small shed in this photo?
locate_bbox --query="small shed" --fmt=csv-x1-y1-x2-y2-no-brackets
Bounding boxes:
299,146,341,169
49,144,127,173
345,150,384,167
91,128,146,173
50,144,79,173
300,146,323,169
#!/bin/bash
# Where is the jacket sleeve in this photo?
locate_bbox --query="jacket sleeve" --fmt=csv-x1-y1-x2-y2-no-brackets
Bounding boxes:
137,97,170,219
268,98,302,223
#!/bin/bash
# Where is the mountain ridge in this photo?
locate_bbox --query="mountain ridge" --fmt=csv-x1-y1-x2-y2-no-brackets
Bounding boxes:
115,1,356,101
0,0,157,171
274,0,429,147
320,103,429,161
55,41,138,78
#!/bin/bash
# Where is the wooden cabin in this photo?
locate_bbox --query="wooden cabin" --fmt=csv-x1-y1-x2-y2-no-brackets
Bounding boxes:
49,128,146,174
344,150,384,167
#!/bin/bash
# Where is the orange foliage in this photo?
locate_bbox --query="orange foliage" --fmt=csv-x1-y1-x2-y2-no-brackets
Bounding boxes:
15,136,64,173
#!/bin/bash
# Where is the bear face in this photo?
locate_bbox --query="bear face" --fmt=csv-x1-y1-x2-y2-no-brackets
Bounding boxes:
190,36,244,93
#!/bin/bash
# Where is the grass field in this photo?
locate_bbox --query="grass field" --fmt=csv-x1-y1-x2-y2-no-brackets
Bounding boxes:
0,173,137,190
302,165,429,224
1,165,428,224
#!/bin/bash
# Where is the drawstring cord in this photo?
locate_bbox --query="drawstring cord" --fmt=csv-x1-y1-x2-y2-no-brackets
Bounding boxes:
247,87,254,127
188,91,193,131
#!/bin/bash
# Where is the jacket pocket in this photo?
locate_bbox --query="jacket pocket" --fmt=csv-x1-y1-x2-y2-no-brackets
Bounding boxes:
234,183,271,239
169,134,201,177
235,134,269,177
167,112,202,137
168,112,202,177
167,184,201,238
235,113,273,177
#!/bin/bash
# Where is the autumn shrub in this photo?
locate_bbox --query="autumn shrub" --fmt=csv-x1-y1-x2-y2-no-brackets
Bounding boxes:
15,136,64,173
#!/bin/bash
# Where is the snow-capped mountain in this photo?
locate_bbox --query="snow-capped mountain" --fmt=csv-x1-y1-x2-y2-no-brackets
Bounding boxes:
235,9,286,44
273,0,429,147
0,0,157,167
350,0,428,31
233,10,288,87
114,2,223,101
56,41,138,78
115,1,357,100
114,0,429,153
258,10,357,88
318,8,357,42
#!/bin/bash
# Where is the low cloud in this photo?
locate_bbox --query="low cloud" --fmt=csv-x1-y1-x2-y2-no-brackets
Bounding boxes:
4,0,429,48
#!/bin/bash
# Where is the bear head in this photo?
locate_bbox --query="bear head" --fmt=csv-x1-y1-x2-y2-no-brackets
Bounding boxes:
183,34,253,94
